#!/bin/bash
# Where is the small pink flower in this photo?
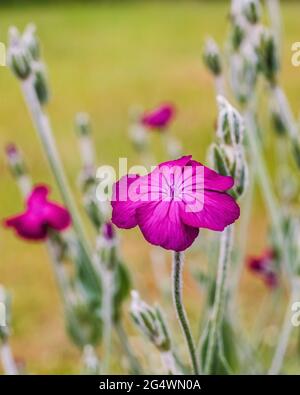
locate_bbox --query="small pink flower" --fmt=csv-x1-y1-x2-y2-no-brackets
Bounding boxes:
247,249,279,288
141,104,175,130
4,184,71,241
111,155,240,252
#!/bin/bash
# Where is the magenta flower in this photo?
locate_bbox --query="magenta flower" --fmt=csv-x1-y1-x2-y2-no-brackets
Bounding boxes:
111,155,240,252
247,249,279,288
4,184,71,241
141,104,175,130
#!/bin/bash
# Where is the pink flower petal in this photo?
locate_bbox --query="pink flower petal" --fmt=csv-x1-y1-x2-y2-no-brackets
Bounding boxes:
111,174,144,229
180,190,240,231
43,202,71,231
4,212,48,240
136,201,199,251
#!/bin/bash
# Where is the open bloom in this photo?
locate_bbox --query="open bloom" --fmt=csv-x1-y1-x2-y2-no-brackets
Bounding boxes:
4,184,71,241
111,155,240,251
141,104,175,130
247,249,279,288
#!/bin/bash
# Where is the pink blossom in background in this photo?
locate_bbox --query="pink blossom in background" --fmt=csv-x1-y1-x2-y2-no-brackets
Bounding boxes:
111,155,240,252
4,184,71,241
247,249,279,288
141,104,175,130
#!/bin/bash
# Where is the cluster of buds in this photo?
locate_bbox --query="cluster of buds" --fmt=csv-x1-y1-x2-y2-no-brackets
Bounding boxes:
8,25,49,105
210,96,248,199
130,291,171,353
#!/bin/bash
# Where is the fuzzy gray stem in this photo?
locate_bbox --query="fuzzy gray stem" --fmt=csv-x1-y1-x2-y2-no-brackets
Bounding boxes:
0,342,18,375
204,225,232,374
269,280,300,375
172,251,199,375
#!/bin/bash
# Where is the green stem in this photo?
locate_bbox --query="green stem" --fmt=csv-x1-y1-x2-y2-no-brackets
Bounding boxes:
204,226,232,374
244,108,293,283
269,280,300,375
172,251,199,375
101,269,114,374
21,78,101,293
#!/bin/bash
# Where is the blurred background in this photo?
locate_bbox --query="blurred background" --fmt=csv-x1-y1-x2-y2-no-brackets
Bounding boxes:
0,0,300,373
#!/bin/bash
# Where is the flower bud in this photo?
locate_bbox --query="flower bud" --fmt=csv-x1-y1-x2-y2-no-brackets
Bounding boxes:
97,222,118,271
217,96,244,146
271,110,286,136
75,112,92,137
231,23,245,51
33,63,49,105
210,143,230,177
83,193,104,230
203,38,222,76
7,27,31,80
130,291,171,352
242,0,261,25
22,23,40,61
292,138,300,169
256,30,279,85
5,143,27,178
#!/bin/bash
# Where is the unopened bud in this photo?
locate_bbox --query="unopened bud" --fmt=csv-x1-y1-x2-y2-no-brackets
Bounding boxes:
97,222,118,270
292,138,300,169
22,23,40,61
203,38,222,76
83,193,104,230
33,63,49,105
231,23,245,51
75,112,91,136
7,27,31,79
256,30,279,85
242,0,261,24
130,291,171,352
5,143,27,178
217,96,244,146
210,143,230,177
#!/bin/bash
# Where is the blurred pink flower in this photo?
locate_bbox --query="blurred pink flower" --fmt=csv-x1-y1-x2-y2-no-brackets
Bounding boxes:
111,155,240,252
4,184,71,241
141,104,175,130
247,249,279,288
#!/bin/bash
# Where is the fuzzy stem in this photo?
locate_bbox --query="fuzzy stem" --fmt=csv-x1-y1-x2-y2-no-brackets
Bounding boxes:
269,280,300,375
101,269,114,374
244,108,293,283
204,226,232,374
272,85,299,141
160,350,180,375
20,78,101,292
115,321,143,375
0,342,18,375
172,251,199,375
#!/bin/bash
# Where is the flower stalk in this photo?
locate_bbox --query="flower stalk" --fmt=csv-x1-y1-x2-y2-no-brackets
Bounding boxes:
269,279,300,375
204,226,233,374
172,252,199,375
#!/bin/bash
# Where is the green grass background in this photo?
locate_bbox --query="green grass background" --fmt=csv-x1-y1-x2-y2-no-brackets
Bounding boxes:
0,0,300,373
